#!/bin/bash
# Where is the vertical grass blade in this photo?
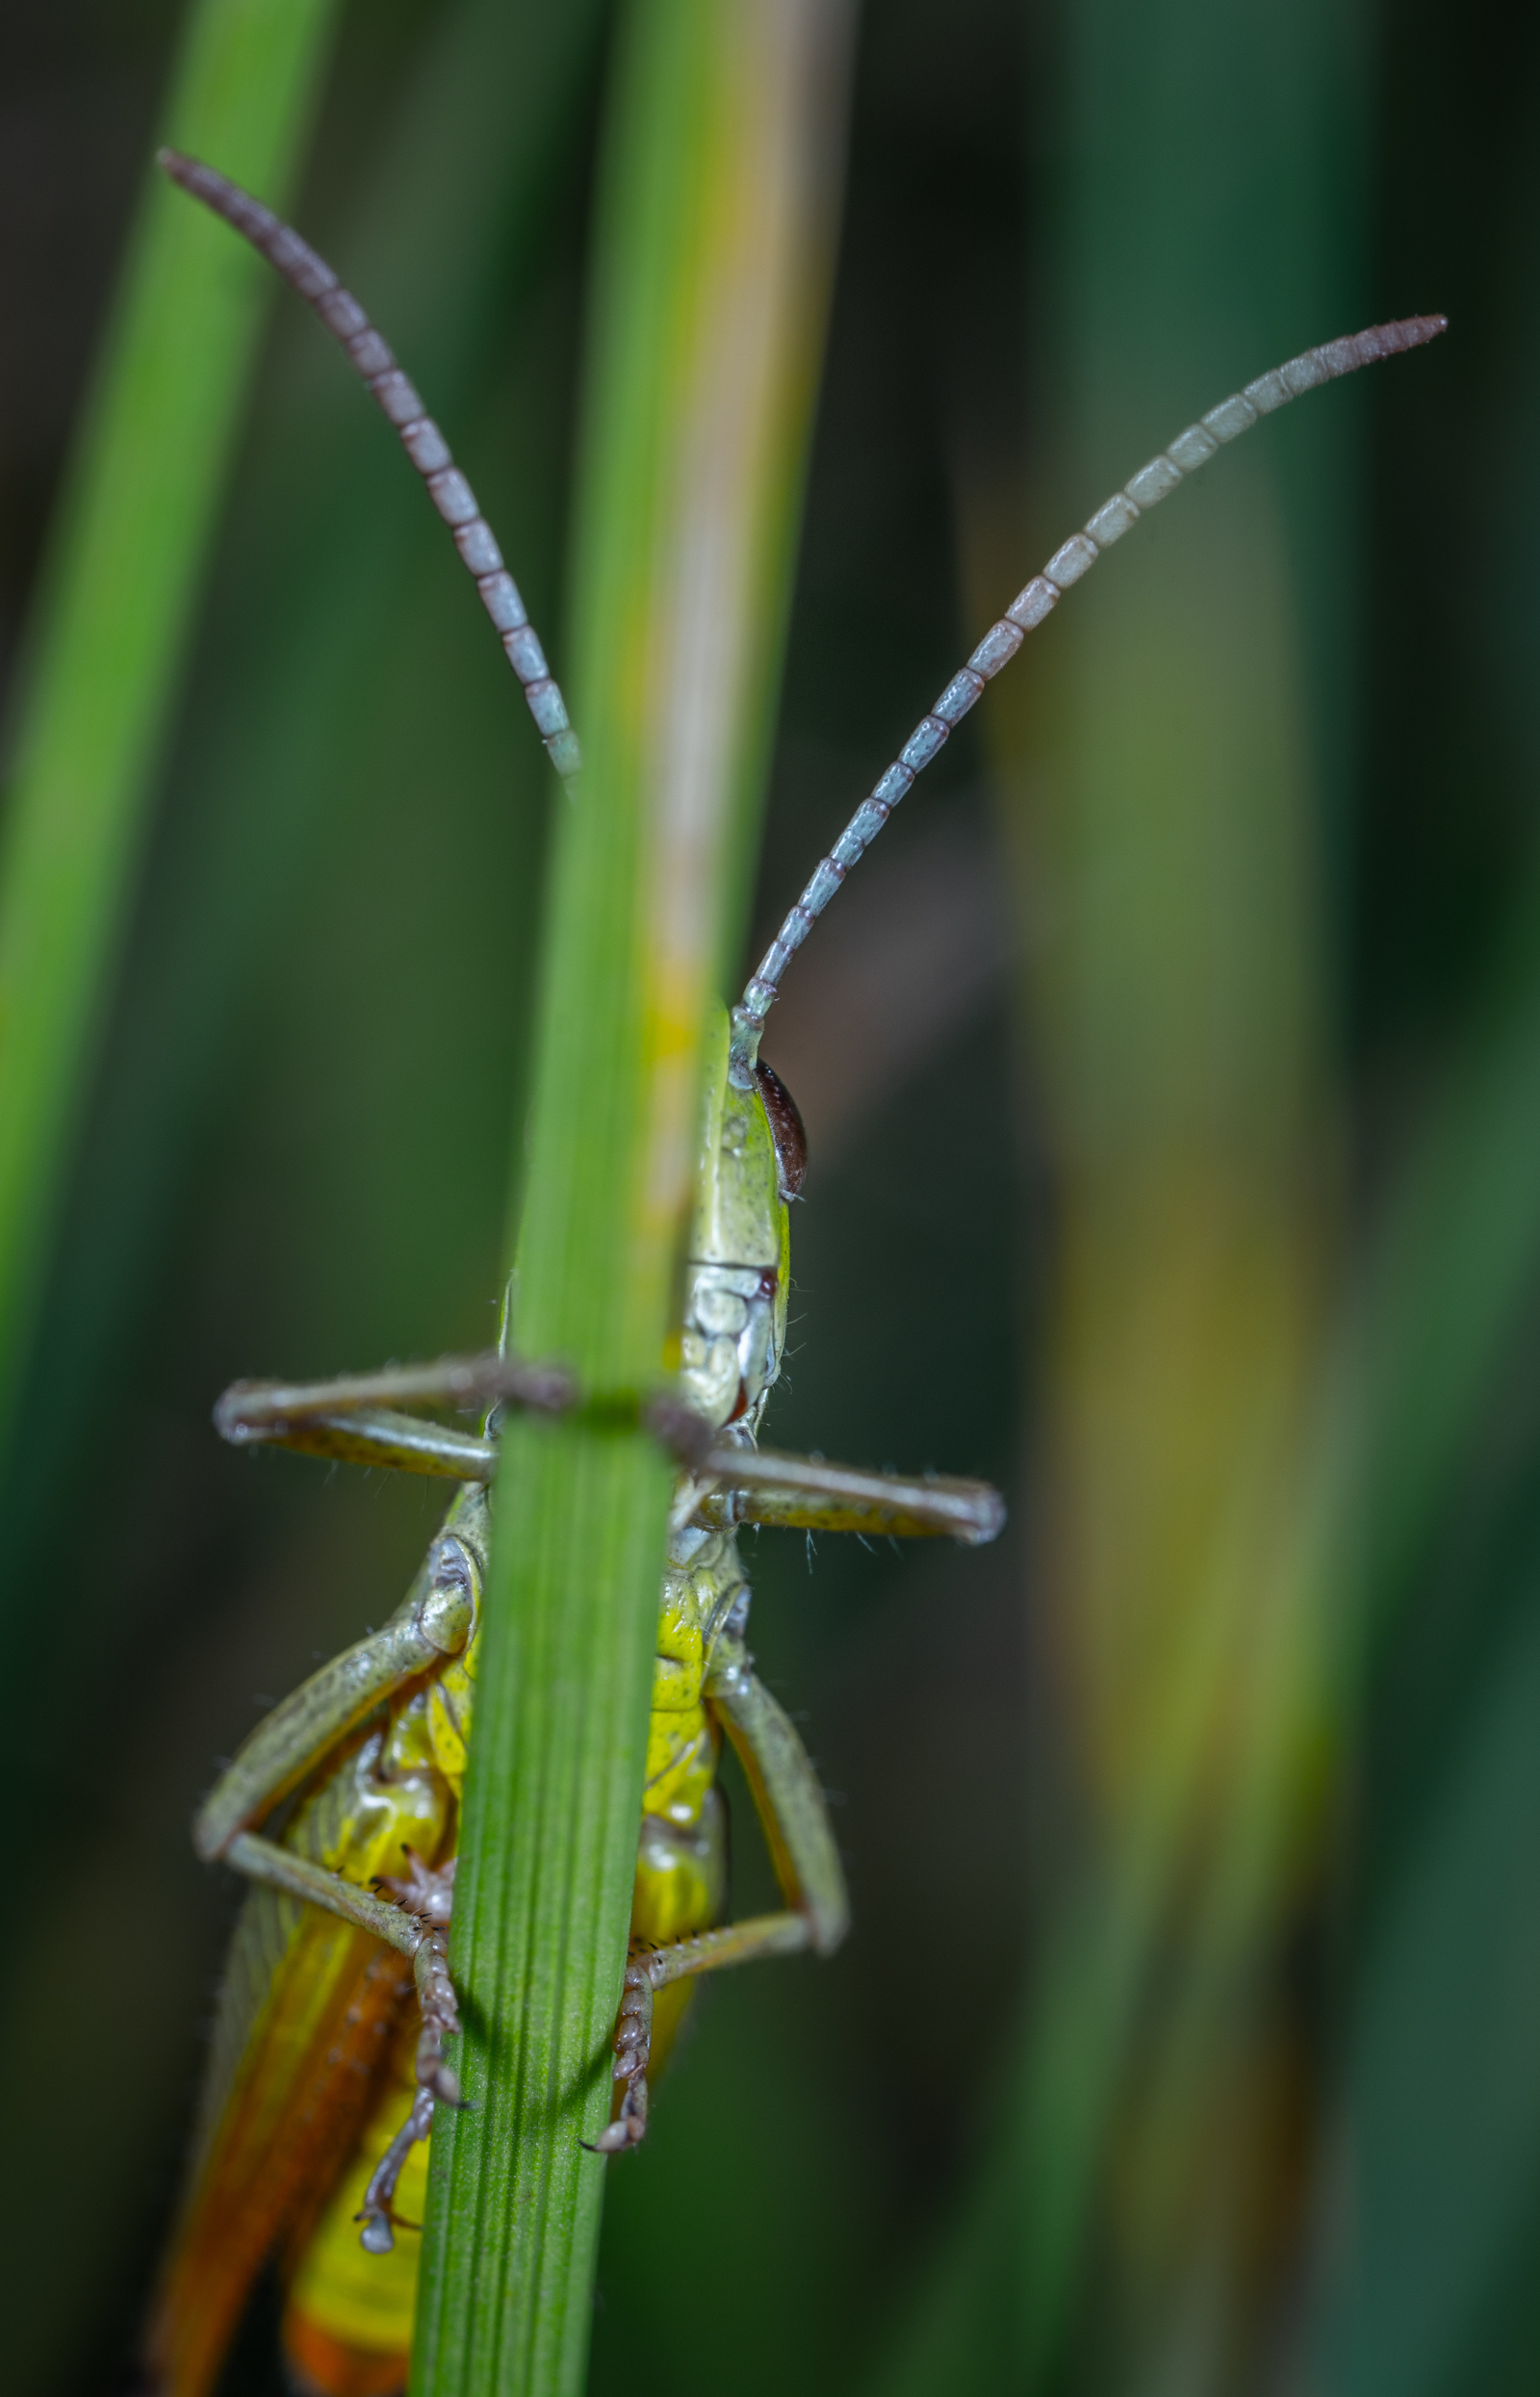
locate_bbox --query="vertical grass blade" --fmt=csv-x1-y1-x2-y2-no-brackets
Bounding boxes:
409,4,852,2392
0,0,340,1448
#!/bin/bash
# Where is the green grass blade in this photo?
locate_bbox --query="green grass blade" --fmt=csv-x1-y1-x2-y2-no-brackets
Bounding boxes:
0,0,341,1449
409,4,852,2392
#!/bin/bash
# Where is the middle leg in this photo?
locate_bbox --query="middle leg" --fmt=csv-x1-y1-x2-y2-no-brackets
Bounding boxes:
223,1832,463,2250
593,1629,848,2152
354,1853,461,2253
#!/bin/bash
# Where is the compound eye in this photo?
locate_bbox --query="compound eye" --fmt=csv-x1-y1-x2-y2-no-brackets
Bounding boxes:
755,1059,808,1199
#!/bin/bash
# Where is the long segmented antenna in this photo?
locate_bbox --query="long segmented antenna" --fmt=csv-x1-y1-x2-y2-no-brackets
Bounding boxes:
158,149,579,782
730,312,1447,1080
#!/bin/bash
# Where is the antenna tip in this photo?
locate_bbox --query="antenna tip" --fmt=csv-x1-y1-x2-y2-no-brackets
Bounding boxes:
157,146,205,195
546,728,581,782
1330,313,1449,378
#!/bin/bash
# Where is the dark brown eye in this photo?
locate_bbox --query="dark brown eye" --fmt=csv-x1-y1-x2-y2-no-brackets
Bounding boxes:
755,1059,808,1198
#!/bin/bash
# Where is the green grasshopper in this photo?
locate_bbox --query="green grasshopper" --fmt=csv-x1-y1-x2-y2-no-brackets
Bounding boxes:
141,147,1444,2397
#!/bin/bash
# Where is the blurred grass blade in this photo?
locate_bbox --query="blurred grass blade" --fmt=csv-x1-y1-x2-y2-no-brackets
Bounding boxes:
408,3,853,2393
0,0,604,1640
959,660,1540,2397
870,0,1373,2385
1296,903,1540,2396
1347,905,1540,1660
0,0,340,1451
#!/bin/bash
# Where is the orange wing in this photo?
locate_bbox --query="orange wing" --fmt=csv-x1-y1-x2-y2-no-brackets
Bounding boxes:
145,1905,414,2397
145,1714,451,2397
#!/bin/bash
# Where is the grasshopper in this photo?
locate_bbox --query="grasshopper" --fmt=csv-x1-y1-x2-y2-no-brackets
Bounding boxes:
141,148,1444,2397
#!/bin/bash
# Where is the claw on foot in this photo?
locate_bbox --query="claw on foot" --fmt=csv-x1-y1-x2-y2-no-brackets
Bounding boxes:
376,1845,456,1926
355,2084,436,2253
356,1851,462,2252
586,1959,654,2154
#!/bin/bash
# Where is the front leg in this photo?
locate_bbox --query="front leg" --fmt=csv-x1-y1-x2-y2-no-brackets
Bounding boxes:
214,1349,573,1479
216,1355,1006,1547
195,1493,485,1859
691,1443,1006,1544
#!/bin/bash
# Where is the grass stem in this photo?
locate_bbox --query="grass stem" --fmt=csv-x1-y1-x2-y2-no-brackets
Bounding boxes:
409,5,851,2391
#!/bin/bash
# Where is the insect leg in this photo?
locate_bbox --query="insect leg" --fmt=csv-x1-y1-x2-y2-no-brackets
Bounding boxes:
592,1629,847,2152
705,1629,849,1953
692,1445,1006,1544
214,1350,574,1479
591,1913,819,2154
226,1830,427,1949
195,1497,485,1858
355,2087,435,2250
226,1839,463,2253
354,1856,461,2254
225,1403,493,1480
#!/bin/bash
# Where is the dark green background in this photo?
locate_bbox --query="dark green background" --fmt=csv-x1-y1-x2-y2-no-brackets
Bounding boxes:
0,1,1534,2392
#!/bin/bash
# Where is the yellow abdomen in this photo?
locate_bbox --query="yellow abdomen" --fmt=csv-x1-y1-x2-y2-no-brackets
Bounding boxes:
282,2006,425,2394
276,1627,728,2392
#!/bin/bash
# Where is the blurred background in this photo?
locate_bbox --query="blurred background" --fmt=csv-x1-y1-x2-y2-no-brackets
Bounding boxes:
0,0,1535,2392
